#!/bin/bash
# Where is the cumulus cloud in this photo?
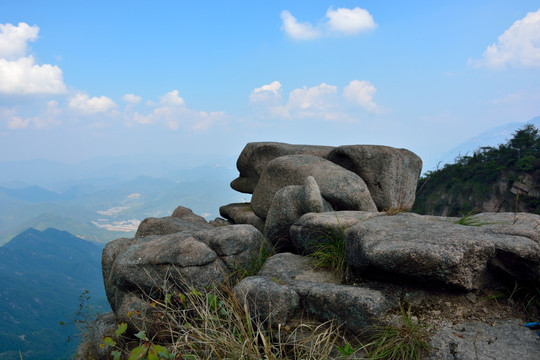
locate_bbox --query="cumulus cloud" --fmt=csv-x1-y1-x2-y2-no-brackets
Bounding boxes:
4,100,62,130
160,89,185,106
343,80,380,112
0,56,66,95
0,22,66,95
250,80,382,121
326,7,376,34
0,22,39,59
470,8,540,68
131,90,226,131
249,81,282,104
69,92,116,114
281,7,376,40
122,93,142,104
280,10,321,40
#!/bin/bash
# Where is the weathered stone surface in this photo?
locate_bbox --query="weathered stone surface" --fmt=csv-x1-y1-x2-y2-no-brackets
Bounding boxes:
264,176,333,250
219,202,265,232
428,319,540,360
193,224,268,272
231,142,334,194
327,145,422,211
135,215,212,238
259,252,341,284
233,275,300,326
292,281,394,333
471,212,540,244
76,312,117,360
346,213,540,290
171,205,210,225
290,211,383,255
256,252,394,332
104,232,226,312
251,155,377,219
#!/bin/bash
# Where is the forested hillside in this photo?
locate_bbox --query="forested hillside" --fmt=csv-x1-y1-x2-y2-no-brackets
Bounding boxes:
413,124,540,216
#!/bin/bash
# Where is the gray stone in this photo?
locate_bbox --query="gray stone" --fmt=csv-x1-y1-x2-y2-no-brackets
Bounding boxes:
231,142,334,194
345,213,540,290
135,215,212,238
471,212,540,244
264,176,333,250
428,319,540,360
193,224,268,272
259,252,341,284
233,275,300,326
251,155,377,219
290,211,383,255
219,202,265,232
292,281,394,333
327,145,422,211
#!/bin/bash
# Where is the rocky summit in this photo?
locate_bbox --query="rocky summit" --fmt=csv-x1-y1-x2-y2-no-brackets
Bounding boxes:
79,142,540,359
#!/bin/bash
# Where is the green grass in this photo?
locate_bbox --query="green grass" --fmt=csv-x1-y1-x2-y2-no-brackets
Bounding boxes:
308,222,349,281
364,306,431,360
454,212,492,227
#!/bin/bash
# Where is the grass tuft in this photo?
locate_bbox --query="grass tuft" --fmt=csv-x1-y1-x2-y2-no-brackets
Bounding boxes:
364,306,431,360
309,220,349,281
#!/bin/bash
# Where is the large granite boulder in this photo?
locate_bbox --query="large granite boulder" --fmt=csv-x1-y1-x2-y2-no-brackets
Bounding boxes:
327,145,422,211
251,155,377,219
135,206,212,237
345,213,540,290
264,176,333,250
102,206,267,337
231,142,334,194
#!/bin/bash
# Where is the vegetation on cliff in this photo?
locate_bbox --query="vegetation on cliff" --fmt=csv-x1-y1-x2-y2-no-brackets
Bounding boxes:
413,124,540,216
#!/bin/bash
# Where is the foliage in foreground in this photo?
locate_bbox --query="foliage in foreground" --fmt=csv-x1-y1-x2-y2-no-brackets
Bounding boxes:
100,277,363,360
308,219,349,281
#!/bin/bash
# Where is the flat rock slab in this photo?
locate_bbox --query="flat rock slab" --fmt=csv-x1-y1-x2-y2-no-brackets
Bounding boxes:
219,203,265,232
259,252,341,284
428,319,540,360
345,213,540,290
471,212,540,244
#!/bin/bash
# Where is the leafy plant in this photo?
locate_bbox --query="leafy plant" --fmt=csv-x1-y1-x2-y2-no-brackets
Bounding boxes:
364,306,431,360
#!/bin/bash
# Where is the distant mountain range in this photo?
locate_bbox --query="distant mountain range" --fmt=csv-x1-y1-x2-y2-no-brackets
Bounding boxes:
0,161,244,246
0,228,107,360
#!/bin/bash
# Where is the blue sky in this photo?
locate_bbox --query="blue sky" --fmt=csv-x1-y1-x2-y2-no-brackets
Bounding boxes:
1,1,540,172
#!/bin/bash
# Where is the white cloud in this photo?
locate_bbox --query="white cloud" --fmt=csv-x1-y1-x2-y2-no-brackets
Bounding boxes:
131,90,226,131
281,7,376,40
122,93,142,104
249,81,282,104
326,7,376,34
69,92,116,114
280,10,321,40
160,89,185,106
250,80,383,121
7,116,30,130
288,83,337,111
0,22,39,59
0,22,66,95
470,8,540,68
0,56,66,94
343,80,380,112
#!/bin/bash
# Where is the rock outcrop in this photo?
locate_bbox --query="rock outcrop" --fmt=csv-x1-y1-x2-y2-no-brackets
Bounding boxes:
80,142,540,360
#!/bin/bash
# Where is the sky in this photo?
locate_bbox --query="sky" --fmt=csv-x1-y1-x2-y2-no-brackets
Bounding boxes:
1,1,540,172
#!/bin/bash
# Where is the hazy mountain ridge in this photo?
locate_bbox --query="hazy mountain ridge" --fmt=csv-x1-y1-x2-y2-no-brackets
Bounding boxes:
0,228,107,360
